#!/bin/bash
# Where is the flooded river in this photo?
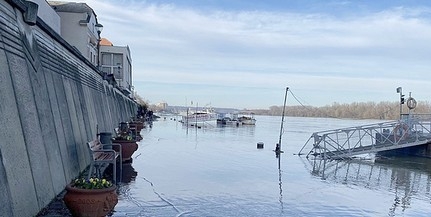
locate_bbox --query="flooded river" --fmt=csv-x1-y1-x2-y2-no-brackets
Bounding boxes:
113,116,431,216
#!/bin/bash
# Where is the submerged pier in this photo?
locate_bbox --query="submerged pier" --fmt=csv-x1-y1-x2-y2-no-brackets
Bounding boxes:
298,114,431,160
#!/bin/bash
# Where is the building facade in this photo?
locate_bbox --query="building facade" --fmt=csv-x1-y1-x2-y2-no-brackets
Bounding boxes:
100,40,133,96
49,1,134,97
49,1,101,66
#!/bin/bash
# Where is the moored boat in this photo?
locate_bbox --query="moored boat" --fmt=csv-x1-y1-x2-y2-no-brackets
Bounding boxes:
217,113,240,126
180,108,218,127
238,113,256,125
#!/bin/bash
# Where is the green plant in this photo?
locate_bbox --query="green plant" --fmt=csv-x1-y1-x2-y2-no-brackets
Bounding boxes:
114,124,133,141
114,133,133,141
71,177,113,189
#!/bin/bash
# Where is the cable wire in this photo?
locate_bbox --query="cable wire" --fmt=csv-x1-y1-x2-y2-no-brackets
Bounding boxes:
287,89,398,120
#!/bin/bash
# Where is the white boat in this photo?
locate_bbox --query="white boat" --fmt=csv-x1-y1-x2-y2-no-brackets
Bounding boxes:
181,108,218,127
238,113,256,125
217,113,240,126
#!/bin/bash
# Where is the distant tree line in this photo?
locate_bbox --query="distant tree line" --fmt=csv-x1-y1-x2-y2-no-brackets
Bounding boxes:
245,101,431,120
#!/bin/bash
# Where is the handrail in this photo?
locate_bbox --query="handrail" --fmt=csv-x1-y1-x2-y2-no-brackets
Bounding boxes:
298,116,431,160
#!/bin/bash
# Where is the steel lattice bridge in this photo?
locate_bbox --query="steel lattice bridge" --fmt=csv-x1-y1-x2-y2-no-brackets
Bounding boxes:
298,114,431,160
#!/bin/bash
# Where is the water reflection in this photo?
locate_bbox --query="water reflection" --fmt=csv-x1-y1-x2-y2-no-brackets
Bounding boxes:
215,123,256,136
112,116,431,216
277,156,284,215
302,157,431,216
276,142,284,215
121,163,138,184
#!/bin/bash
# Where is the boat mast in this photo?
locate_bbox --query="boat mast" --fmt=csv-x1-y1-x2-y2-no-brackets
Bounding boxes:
277,87,289,153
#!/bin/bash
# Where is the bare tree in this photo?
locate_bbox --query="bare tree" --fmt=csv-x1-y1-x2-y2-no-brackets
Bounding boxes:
247,101,431,120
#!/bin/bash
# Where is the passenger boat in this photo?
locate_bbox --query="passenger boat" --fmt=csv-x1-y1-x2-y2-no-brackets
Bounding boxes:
180,108,218,127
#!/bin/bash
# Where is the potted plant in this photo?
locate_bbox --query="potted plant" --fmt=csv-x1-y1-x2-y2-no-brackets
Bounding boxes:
129,117,145,133
128,122,143,141
63,177,118,217
112,122,138,162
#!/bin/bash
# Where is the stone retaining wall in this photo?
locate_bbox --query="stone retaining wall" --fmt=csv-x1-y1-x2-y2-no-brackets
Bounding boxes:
0,1,137,216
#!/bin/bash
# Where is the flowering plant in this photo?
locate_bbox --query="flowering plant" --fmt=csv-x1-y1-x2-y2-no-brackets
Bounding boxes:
71,177,113,189
114,134,133,141
114,127,133,141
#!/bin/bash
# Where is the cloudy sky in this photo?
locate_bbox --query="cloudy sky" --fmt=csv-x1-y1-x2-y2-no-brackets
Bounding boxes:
83,0,431,109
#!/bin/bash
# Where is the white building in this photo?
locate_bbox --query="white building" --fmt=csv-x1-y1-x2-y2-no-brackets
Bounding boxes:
49,1,134,96
49,1,101,66
156,102,168,110
100,38,133,96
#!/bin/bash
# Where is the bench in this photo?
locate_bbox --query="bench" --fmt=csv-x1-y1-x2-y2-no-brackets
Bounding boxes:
87,139,122,183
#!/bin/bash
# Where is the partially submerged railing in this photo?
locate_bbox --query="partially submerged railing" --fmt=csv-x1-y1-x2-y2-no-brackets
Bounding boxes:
298,115,431,160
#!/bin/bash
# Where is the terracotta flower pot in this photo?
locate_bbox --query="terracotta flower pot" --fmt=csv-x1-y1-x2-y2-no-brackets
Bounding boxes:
63,184,118,217
129,121,144,132
113,140,138,162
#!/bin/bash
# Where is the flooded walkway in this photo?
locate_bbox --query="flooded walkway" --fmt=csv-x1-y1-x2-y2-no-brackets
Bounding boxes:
39,116,431,216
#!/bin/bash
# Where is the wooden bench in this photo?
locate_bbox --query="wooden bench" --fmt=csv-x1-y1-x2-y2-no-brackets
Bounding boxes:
87,139,122,183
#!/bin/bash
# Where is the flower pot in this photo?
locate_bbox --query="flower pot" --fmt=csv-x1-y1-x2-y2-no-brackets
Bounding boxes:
129,122,144,135
63,184,118,217
113,140,138,162
128,127,142,141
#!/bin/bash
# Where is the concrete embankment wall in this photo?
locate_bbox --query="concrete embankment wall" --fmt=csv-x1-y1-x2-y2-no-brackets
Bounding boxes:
0,1,137,216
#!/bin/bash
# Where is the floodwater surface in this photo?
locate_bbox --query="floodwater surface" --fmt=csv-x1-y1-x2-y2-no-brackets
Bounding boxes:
113,116,431,217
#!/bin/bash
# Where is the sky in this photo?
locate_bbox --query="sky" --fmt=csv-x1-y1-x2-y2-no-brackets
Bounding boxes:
82,0,431,109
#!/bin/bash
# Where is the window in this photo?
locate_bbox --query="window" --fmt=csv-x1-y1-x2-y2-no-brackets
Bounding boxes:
101,67,110,74
101,53,123,77
102,53,111,66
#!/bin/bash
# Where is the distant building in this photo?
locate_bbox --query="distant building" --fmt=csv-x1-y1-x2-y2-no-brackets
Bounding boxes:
156,102,168,110
99,39,133,96
49,1,101,66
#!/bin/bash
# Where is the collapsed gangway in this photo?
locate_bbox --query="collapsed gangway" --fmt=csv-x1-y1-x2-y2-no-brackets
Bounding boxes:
298,114,431,160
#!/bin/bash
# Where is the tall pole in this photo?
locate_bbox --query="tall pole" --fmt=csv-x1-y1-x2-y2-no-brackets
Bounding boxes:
399,89,402,119
277,87,289,153
95,23,103,70
97,36,100,68
397,87,404,120
196,102,199,134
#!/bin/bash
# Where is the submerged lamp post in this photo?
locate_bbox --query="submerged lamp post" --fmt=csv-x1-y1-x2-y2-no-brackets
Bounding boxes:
396,87,404,119
95,23,103,69
276,87,289,156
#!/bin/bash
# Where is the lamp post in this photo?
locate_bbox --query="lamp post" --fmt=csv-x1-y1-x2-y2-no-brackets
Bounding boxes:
95,23,103,69
396,87,404,119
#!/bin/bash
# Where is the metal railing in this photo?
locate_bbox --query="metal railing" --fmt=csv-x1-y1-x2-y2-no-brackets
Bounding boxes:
298,115,431,160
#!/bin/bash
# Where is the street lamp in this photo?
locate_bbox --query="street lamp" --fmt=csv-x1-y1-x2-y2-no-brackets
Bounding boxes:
95,23,103,69
95,23,103,35
396,87,404,119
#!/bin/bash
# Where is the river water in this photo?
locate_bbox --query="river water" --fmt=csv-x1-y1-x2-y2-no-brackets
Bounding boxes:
113,116,431,217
